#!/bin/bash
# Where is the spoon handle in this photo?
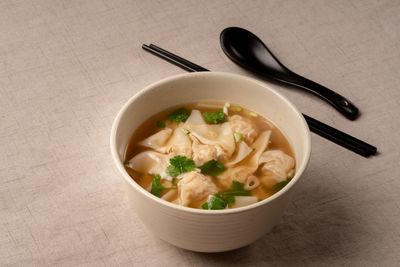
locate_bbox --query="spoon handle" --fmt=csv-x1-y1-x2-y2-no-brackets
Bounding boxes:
279,73,359,120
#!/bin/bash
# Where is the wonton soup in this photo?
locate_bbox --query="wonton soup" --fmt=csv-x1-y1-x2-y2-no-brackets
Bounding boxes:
124,102,295,210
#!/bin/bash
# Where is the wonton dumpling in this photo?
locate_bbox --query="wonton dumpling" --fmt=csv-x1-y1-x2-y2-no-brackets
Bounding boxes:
177,171,217,206
191,136,224,166
259,150,294,182
127,151,171,180
229,115,258,144
138,128,173,150
218,166,254,188
218,130,271,186
155,127,192,157
186,109,233,163
137,126,191,157
189,122,235,157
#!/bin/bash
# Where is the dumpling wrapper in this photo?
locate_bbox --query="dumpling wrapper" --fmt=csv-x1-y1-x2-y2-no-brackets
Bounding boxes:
218,130,271,187
185,109,206,125
259,150,295,182
225,141,253,167
161,127,192,157
138,128,173,150
189,122,235,157
137,125,192,157
127,151,172,180
138,127,191,157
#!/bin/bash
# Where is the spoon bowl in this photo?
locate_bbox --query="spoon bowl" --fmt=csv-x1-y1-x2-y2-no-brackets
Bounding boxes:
220,27,359,120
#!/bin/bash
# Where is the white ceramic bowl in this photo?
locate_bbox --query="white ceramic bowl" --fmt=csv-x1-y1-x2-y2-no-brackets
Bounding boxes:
110,72,311,252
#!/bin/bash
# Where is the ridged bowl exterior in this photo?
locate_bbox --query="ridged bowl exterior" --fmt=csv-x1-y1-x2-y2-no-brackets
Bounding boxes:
124,178,293,252
110,72,311,252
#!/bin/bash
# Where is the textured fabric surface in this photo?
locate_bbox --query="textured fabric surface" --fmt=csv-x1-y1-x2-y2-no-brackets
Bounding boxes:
0,0,399,266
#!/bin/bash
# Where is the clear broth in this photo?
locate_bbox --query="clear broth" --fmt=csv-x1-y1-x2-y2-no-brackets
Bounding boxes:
124,102,295,208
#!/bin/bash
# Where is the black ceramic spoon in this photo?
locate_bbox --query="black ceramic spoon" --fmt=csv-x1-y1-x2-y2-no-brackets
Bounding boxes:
220,27,359,120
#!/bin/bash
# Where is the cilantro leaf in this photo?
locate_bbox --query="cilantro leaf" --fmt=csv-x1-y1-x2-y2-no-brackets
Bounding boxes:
219,181,251,199
274,180,290,191
202,181,251,210
166,155,195,177
202,195,227,210
202,109,225,124
217,193,235,205
168,108,190,122
199,160,225,176
156,120,166,128
231,181,247,191
150,175,164,197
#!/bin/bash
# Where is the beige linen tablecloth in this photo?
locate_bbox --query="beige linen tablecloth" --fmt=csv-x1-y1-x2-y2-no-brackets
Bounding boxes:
1,0,399,266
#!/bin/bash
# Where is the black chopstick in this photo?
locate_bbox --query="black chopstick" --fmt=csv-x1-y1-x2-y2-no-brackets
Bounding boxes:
303,115,371,157
149,44,209,72
142,43,377,157
303,114,377,155
142,44,208,72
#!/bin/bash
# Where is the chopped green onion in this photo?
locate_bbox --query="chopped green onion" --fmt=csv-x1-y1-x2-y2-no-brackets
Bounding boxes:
249,111,258,117
168,108,190,122
232,105,243,112
234,132,244,142
202,109,225,124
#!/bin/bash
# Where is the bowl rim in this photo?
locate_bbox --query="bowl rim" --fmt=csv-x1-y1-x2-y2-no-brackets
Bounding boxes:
110,71,311,215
